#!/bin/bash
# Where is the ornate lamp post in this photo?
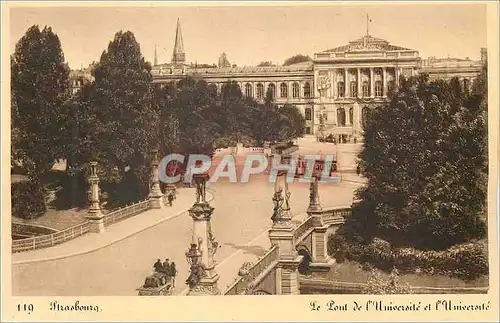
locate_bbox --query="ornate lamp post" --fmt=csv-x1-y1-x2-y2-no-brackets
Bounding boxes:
185,173,220,295
307,159,324,213
149,149,164,208
86,162,105,233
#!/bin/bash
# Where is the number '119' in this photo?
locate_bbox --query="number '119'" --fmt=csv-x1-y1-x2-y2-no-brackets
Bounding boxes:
17,303,34,314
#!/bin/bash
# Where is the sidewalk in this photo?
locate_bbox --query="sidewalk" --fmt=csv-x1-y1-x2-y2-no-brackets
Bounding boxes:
12,188,206,264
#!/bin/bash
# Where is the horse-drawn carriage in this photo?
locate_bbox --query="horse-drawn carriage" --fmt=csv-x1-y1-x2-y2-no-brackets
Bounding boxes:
138,272,173,296
143,272,172,288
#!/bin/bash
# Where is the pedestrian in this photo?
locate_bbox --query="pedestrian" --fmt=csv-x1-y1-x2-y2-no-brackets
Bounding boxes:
162,259,171,277
153,259,163,273
170,261,177,288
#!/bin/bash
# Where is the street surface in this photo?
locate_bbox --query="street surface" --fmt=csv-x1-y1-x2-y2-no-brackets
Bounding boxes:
12,138,363,296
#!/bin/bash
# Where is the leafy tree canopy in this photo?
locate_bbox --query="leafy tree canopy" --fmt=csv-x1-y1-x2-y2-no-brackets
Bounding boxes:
257,61,276,67
343,73,487,250
11,25,71,180
283,54,312,66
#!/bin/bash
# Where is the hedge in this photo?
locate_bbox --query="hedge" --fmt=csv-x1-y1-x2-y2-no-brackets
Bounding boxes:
11,181,46,219
328,235,488,281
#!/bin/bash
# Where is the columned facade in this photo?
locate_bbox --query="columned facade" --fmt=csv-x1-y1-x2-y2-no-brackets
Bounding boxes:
149,21,484,138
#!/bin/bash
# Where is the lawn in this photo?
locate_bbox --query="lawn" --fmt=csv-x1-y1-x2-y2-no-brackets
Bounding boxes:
309,261,489,289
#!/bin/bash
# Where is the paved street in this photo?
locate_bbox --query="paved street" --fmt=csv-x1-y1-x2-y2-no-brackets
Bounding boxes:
12,140,362,296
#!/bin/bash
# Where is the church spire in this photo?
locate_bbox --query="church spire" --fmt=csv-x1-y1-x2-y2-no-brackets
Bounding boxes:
172,18,186,65
154,44,158,66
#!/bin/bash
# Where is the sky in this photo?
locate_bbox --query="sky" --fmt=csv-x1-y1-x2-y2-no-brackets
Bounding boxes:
9,3,487,70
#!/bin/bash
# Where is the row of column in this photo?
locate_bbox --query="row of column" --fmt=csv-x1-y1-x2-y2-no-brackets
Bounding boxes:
319,66,409,99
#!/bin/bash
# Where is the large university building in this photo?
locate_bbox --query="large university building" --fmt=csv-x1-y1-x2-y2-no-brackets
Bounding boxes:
150,19,485,140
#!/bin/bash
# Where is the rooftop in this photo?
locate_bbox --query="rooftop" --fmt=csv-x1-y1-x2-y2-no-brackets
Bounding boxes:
319,34,415,54
152,60,313,76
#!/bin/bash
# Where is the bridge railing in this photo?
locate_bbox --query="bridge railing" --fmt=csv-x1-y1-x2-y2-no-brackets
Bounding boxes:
12,198,153,253
12,222,91,253
225,246,279,295
103,198,151,227
293,217,315,245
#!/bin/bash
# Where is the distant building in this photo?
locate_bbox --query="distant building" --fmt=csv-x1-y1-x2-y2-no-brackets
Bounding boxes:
151,19,485,138
171,18,186,67
70,64,94,95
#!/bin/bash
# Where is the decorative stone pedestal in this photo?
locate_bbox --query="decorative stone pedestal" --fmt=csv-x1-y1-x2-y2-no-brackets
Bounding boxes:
86,162,105,233
185,174,220,296
276,256,303,295
149,149,164,209
307,176,322,213
87,216,105,233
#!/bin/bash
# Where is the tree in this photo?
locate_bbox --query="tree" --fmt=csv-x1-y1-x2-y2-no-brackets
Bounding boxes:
80,30,158,203
170,77,220,155
11,25,71,181
283,54,312,66
277,104,306,142
257,61,275,67
342,73,487,250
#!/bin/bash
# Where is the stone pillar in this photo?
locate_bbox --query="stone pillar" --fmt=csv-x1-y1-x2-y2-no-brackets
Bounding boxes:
328,69,334,99
344,68,349,97
311,227,330,264
278,259,301,294
353,102,361,133
314,69,320,98
149,149,164,208
268,171,302,295
382,67,387,97
370,68,375,98
86,162,105,233
395,67,400,86
357,68,362,98
332,69,337,99
185,174,220,295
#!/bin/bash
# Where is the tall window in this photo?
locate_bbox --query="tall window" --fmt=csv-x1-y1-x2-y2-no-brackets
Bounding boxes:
349,107,353,125
280,83,288,98
305,108,312,121
375,81,383,97
303,82,311,98
463,78,470,93
337,108,346,126
362,106,369,128
268,83,276,100
387,80,395,95
362,81,369,97
256,83,264,99
245,83,253,97
337,82,345,98
350,81,357,97
292,82,300,98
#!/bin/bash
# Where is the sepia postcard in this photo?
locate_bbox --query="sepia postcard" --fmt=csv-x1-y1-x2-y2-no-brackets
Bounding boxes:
1,1,499,322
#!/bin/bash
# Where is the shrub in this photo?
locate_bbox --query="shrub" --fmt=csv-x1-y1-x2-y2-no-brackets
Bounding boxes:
11,180,46,219
328,233,488,281
363,268,411,294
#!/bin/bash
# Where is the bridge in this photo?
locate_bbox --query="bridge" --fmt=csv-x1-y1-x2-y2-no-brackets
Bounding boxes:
224,201,351,295
12,138,362,296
